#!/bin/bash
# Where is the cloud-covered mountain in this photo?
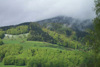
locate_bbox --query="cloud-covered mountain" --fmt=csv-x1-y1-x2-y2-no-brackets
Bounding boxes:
0,0,95,27
37,16,93,31
0,16,93,32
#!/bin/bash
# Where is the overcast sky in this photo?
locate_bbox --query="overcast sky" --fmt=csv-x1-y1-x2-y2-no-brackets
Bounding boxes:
0,0,95,26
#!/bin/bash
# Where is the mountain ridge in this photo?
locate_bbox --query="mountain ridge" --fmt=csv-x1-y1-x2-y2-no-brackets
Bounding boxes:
0,16,93,31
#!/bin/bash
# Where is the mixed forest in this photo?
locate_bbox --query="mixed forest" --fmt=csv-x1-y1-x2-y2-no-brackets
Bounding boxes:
0,0,100,67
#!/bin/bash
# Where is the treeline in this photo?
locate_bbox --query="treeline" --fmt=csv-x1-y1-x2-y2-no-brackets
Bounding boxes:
0,30,5,39
0,44,90,67
6,25,28,35
43,23,75,37
1,22,87,41
0,30,5,45
42,23,88,42
0,22,84,49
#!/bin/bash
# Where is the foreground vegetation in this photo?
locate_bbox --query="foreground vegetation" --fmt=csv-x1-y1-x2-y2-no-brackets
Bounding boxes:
0,44,90,67
0,33,91,67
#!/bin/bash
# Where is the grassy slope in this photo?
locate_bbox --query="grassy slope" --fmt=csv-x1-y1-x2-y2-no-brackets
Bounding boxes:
3,33,73,50
3,39,67,50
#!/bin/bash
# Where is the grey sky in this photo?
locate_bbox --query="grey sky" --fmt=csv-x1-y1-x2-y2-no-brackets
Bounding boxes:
0,0,95,26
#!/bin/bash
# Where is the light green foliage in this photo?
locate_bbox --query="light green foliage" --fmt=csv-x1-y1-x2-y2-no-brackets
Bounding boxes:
0,44,23,62
0,28,91,67
0,21,92,67
3,33,65,50
15,57,25,66
26,48,85,67
43,28,82,49
0,44,88,67
6,25,28,35
3,56,15,65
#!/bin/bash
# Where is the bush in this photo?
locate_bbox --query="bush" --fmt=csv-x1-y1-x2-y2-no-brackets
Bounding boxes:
0,53,5,62
27,58,42,67
3,56,15,65
27,59,35,67
15,57,25,66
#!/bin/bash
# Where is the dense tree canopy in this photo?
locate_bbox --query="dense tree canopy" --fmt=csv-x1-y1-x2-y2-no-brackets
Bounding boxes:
27,23,55,43
0,31,5,39
6,25,28,35
43,28,82,49
86,0,100,66
0,38,3,45
0,44,89,67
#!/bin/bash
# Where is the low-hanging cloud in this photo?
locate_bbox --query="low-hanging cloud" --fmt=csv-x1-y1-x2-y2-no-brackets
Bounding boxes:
0,0,95,26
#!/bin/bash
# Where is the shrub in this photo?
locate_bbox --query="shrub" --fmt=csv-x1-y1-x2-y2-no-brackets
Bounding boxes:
15,57,25,66
0,53,5,62
27,58,43,67
3,56,15,65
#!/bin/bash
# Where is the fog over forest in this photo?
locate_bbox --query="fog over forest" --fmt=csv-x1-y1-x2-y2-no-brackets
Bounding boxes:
0,0,95,26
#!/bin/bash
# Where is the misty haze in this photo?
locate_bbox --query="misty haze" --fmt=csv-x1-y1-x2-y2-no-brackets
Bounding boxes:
0,0,100,67
0,0,95,26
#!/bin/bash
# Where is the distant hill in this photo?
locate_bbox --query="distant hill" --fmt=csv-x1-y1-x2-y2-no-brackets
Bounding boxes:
0,16,93,40
0,16,93,31
37,16,93,31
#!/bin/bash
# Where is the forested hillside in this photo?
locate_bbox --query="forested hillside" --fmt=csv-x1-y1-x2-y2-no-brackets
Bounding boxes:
0,0,100,66
0,14,99,67
0,20,93,67
0,16,92,41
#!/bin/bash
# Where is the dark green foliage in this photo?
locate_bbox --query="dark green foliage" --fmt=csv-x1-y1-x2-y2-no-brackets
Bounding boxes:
42,22,88,41
0,31,5,39
0,38,3,45
27,23,82,49
27,23,55,43
28,23,41,31
6,25,28,35
15,57,25,66
3,56,15,65
85,0,100,66
66,29,72,36
43,28,82,49
49,23,63,31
